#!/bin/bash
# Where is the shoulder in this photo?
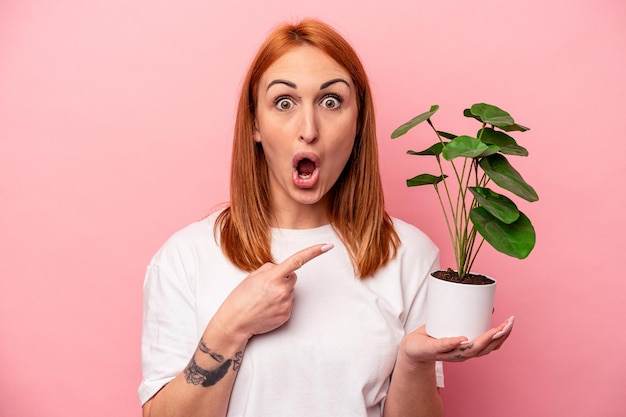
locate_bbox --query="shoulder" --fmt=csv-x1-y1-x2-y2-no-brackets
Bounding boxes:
165,215,216,246
391,217,439,257
149,212,220,269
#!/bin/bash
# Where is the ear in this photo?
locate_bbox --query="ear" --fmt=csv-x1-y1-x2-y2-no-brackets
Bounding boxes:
253,120,261,143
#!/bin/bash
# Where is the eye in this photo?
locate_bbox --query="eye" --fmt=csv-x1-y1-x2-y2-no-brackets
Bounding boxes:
321,94,341,110
275,96,295,111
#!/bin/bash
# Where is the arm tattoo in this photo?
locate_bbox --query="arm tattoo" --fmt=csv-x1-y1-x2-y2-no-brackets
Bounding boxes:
198,339,225,363
183,339,243,387
184,355,232,387
233,351,243,371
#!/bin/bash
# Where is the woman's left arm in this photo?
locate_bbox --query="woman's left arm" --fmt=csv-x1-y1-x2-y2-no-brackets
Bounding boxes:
383,316,515,417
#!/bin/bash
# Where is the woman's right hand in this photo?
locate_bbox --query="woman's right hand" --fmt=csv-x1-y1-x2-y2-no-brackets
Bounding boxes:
211,243,334,342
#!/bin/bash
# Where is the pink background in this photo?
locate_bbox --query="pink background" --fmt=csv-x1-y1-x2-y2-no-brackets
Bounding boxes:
1,0,625,416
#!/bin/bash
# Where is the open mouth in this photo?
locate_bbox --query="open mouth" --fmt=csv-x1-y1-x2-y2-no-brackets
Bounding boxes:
292,152,320,188
297,158,316,179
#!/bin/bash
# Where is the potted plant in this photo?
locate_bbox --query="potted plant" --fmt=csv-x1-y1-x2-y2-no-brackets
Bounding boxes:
391,103,538,339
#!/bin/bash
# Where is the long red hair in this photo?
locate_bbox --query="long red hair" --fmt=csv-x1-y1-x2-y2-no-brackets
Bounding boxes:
216,19,398,278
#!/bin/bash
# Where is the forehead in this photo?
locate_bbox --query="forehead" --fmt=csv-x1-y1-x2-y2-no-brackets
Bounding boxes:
260,45,351,85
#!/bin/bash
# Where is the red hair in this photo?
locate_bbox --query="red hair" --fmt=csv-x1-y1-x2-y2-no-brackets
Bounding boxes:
216,19,398,278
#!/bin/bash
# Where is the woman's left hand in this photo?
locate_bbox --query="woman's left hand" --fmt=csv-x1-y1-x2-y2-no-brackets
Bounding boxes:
400,316,515,364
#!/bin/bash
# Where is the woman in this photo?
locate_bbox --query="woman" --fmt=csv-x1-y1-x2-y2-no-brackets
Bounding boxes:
139,19,514,417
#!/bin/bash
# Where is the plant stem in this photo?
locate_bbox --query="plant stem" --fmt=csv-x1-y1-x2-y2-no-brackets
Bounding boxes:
432,183,456,265
427,119,463,272
466,235,485,273
427,119,489,277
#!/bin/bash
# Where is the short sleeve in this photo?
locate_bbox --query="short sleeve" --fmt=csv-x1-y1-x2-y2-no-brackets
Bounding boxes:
394,219,445,387
138,243,200,405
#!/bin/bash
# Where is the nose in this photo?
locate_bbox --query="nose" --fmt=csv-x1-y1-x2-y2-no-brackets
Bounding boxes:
299,105,318,144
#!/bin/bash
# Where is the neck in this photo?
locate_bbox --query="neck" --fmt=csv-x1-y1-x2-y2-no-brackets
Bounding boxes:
269,202,330,229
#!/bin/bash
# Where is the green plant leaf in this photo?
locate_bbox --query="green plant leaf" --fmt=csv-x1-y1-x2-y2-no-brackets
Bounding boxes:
479,144,501,157
391,105,439,138
407,142,443,156
480,154,539,202
442,135,488,160
463,108,482,123
470,103,515,128
470,207,536,259
437,130,457,140
469,187,519,224
407,174,447,187
480,128,529,156
500,123,530,132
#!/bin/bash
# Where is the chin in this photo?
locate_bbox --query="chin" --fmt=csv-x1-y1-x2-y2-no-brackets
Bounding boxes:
292,189,327,206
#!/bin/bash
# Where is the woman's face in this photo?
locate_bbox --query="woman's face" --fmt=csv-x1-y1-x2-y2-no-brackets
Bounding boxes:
254,45,358,226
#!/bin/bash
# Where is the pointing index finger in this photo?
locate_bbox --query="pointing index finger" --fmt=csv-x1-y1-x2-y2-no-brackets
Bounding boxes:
277,243,334,276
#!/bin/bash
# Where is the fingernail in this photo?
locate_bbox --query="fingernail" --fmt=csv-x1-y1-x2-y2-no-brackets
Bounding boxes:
492,330,505,340
321,244,334,253
460,340,471,345
502,317,515,333
492,317,515,340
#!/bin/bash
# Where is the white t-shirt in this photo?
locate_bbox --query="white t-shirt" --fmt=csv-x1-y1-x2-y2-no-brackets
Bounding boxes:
139,213,443,416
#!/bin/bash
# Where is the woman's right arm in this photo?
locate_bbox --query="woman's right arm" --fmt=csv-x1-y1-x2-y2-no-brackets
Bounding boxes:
142,243,333,417
142,317,249,417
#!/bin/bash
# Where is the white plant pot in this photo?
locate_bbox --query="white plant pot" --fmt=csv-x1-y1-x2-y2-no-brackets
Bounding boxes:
425,272,497,341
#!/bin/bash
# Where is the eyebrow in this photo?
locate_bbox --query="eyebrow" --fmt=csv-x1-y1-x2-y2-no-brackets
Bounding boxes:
266,78,350,91
320,78,350,90
267,79,296,90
